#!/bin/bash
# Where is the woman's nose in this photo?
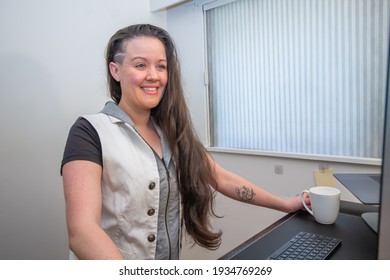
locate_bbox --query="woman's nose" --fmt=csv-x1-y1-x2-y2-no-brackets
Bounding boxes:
146,66,159,81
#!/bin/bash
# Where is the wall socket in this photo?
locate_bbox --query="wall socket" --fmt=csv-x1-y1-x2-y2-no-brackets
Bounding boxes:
274,165,283,175
319,163,330,170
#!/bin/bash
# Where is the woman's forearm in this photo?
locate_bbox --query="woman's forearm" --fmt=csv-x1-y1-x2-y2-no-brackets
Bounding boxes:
68,223,124,260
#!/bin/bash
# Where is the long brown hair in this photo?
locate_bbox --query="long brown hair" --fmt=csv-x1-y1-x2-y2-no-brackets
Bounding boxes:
105,24,221,249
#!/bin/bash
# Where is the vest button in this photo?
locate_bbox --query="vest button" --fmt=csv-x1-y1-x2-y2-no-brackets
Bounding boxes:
147,234,156,242
147,209,155,216
148,182,156,190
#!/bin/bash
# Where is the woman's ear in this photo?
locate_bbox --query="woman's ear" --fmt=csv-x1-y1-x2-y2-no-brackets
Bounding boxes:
109,62,120,82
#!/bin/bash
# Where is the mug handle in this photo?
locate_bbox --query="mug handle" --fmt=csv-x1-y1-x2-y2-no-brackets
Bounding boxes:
301,190,313,215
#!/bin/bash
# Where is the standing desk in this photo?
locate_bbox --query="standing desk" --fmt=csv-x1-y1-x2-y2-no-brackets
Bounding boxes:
221,201,378,260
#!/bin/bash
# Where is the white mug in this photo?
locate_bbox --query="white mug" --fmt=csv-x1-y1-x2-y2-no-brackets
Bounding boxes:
301,186,341,224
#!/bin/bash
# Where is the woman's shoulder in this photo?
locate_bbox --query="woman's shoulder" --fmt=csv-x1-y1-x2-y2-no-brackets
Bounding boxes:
61,117,102,174
71,116,99,136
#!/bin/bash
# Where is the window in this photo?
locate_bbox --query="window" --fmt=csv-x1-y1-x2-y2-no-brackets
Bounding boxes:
205,0,390,159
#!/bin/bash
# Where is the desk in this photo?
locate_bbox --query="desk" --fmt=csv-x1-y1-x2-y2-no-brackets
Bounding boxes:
221,204,378,260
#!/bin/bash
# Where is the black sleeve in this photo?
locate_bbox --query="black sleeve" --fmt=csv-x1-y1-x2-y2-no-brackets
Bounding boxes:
60,117,102,175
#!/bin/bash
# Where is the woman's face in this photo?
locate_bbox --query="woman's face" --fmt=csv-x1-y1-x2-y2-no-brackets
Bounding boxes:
110,36,168,115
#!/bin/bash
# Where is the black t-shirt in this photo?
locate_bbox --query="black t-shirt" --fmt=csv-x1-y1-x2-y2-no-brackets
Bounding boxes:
61,117,102,174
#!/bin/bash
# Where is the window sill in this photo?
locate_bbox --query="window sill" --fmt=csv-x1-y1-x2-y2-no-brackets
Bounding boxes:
206,147,382,166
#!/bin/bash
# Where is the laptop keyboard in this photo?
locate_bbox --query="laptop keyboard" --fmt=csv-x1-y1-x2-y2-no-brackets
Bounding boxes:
267,232,342,260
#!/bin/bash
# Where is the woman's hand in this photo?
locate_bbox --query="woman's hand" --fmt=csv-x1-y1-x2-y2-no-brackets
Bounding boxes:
286,193,311,213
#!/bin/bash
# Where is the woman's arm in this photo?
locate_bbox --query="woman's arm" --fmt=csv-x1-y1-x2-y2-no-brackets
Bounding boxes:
62,160,124,259
208,155,306,213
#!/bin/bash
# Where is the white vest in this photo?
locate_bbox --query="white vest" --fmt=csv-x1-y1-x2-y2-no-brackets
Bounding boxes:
83,113,174,259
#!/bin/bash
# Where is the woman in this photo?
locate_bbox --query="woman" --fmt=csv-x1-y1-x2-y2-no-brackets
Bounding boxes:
61,24,307,260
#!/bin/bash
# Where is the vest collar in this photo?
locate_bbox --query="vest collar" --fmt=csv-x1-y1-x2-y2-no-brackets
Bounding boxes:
101,101,172,166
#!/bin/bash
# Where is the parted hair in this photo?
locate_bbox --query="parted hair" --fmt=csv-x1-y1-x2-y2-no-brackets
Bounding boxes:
105,24,222,249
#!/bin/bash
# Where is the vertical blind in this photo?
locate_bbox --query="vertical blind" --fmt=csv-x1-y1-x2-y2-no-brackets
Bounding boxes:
205,0,390,158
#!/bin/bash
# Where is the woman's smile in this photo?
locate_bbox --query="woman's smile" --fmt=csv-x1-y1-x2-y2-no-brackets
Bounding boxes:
141,86,160,95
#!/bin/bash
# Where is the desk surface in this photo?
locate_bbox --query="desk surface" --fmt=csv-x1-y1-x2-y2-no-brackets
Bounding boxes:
222,210,378,260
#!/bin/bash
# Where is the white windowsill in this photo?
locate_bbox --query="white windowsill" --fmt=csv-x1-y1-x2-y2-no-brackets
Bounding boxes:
206,147,382,166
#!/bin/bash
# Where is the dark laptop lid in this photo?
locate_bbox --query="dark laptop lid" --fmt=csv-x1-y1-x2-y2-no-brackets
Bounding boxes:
334,173,381,205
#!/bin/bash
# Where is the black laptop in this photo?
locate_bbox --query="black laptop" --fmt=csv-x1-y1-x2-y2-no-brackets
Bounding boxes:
334,173,381,205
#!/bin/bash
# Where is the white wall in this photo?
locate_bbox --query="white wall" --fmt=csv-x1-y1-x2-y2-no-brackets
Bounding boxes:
166,0,382,259
0,0,166,260
150,0,191,11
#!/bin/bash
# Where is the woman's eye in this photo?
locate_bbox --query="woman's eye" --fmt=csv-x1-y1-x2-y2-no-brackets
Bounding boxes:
135,64,146,69
157,64,167,71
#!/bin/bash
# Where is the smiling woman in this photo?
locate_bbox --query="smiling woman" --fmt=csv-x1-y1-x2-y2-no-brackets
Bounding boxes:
60,24,307,260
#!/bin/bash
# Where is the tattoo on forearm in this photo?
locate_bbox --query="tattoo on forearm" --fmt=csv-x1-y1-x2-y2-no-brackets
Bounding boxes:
235,186,256,203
